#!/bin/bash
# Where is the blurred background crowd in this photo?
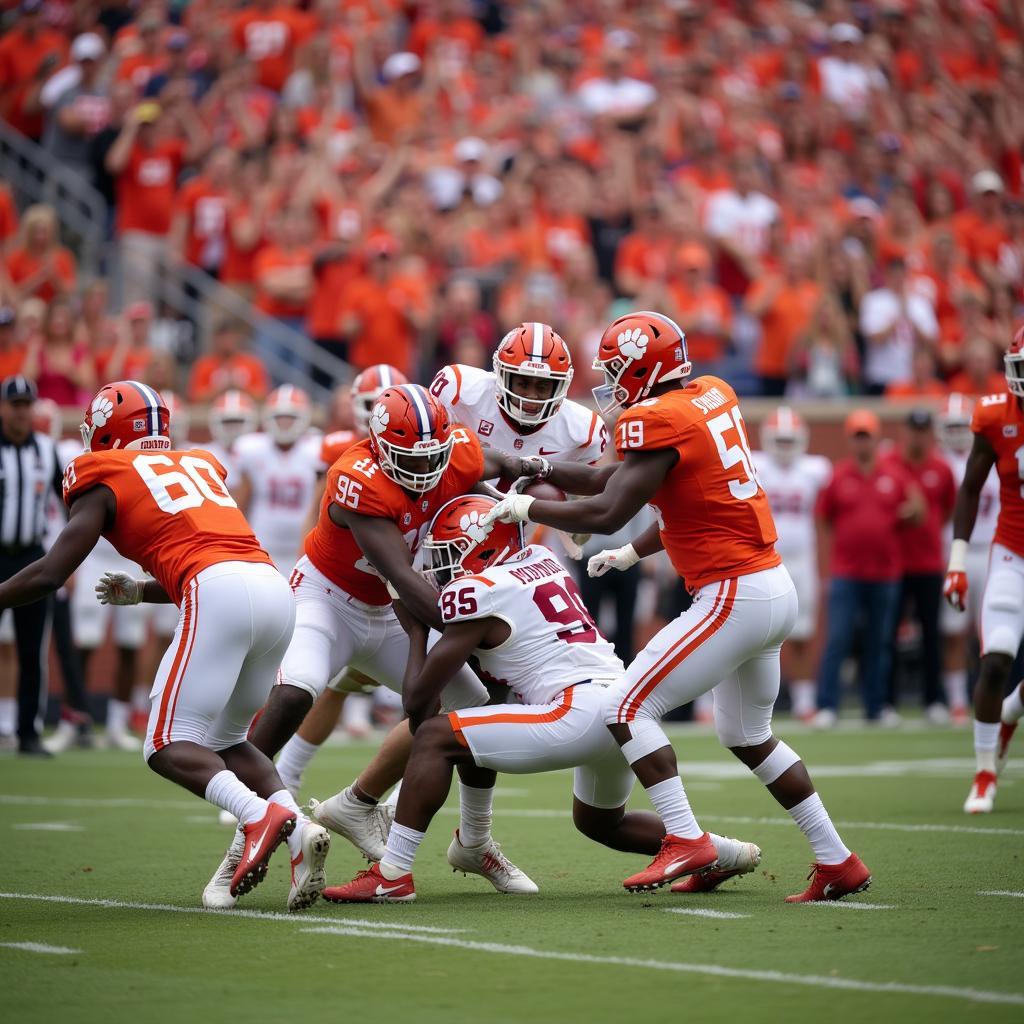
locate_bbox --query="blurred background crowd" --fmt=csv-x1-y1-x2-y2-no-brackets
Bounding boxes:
1,0,1023,741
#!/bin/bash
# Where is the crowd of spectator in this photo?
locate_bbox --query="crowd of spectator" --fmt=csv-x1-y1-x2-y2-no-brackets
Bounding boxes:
0,0,1021,408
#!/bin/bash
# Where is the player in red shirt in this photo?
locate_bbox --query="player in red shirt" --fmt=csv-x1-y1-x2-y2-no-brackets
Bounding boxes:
0,381,329,910
485,311,870,902
944,325,1024,813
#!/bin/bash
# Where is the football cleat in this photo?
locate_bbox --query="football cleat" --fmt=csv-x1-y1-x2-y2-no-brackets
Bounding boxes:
785,852,871,903
670,836,761,893
309,793,388,862
287,822,331,912
622,832,718,892
964,770,997,814
322,863,416,904
203,827,244,910
104,729,142,752
230,803,296,897
997,722,1017,775
447,830,538,894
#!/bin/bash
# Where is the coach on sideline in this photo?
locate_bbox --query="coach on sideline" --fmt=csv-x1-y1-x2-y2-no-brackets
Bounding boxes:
0,376,63,756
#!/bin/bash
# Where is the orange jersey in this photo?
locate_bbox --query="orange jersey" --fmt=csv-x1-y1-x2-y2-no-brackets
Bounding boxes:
319,430,361,470
971,392,1024,558
615,377,780,589
63,448,273,605
303,430,484,604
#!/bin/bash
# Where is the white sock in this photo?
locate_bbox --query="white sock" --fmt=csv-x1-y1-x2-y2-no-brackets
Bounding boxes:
789,793,850,865
380,822,424,876
276,735,318,792
458,781,493,847
1002,684,1024,724
645,777,703,839
344,781,377,807
107,699,130,733
790,680,816,717
975,719,1000,773
269,788,308,858
205,770,267,824
0,697,15,734
382,780,402,810
943,670,968,711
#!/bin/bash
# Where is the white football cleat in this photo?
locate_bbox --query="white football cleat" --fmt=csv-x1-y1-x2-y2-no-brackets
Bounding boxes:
964,771,997,814
219,809,238,827
104,729,142,752
288,822,331,912
203,827,244,909
671,835,761,893
446,830,538,894
309,792,387,862
812,709,837,729
43,720,79,754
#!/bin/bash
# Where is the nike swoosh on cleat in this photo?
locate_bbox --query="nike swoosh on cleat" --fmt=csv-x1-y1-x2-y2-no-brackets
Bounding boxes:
247,822,274,860
662,858,697,876
374,882,406,897
823,882,837,897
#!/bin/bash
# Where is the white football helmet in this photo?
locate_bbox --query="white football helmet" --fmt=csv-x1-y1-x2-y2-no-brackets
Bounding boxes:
761,406,808,466
263,384,311,446
209,389,258,449
937,393,974,454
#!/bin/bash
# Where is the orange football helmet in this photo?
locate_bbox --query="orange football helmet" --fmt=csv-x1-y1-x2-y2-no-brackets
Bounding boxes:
423,495,524,588
592,310,691,413
352,364,408,433
209,389,258,448
368,384,453,493
761,406,808,465
263,384,311,445
1005,324,1024,398
492,322,573,426
937,393,974,453
80,380,170,453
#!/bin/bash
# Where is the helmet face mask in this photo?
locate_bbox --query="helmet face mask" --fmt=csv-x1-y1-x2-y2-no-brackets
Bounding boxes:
492,323,573,427
1006,326,1024,398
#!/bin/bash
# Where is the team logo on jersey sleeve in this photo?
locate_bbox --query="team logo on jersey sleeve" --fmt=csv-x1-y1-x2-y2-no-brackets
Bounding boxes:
478,420,494,437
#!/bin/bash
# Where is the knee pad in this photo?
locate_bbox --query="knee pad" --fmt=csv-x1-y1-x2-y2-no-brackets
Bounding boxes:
750,740,800,785
618,717,671,766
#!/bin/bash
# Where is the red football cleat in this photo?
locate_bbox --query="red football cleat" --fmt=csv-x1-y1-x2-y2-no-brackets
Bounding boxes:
230,802,296,897
785,852,871,903
322,863,416,904
997,721,1017,775
622,833,718,893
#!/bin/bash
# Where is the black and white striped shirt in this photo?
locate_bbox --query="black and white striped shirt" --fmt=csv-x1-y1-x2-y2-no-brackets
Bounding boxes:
0,427,62,550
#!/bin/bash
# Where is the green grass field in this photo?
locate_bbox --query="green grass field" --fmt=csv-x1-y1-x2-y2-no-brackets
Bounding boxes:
2,723,1022,1024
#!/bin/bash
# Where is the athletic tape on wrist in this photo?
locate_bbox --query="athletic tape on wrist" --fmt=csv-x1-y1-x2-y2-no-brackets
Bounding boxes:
751,740,801,785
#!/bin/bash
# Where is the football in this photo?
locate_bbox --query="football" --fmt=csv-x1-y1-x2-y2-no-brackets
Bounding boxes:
522,479,566,502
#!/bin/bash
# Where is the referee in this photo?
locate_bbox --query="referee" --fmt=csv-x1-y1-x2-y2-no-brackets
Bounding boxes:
0,376,62,756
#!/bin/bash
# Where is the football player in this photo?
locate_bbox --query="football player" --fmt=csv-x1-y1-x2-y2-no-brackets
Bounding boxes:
322,495,762,903
751,407,831,723
944,327,1024,813
209,384,541,904
234,384,322,574
276,365,408,791
937,394,998,724
205,389,259,483
0,381,330,910
484,311,870,901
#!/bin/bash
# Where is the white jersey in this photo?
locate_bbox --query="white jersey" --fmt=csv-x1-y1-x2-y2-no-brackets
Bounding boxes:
438,544,623,705
943,447,999,549
751,452,831,560
234,431,322,567
429,364,607,483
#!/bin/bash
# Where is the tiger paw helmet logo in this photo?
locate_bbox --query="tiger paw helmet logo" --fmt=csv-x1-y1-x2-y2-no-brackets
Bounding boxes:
369,403,390,435
617,328,648,361
459,510,492,545
90,395,114,427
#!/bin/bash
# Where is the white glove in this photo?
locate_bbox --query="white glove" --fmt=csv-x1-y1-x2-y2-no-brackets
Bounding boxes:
481,493,535,527
587,544,640,578
95,571,144,606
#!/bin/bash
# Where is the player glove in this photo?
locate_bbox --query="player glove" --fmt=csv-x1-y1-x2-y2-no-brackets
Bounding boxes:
517,455,553,480
943,539,968,612
481,493,534,527
95,571,144,606
587,544,640,578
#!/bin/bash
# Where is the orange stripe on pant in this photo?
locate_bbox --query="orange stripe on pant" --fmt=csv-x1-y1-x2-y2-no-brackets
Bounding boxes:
152,581,198,751
617,578,737,724
449,686,577,748
614,580,728,724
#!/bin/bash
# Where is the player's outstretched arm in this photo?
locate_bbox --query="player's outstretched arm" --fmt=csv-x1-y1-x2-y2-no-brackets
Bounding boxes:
404,619,492,732
0,488,109,609
335,505,445,631
485,449,677,535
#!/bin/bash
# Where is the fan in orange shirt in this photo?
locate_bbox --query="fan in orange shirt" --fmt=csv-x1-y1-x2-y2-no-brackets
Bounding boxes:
665,243,732,370
885,348,949,401
188,319,270,402
4,205,77,304
170,147,236,274
946,337,1009,398
232,0,314,92
614,202,676,297
0,2,67,140
354,48,426,145
252,207,316,322
953,172,1010,285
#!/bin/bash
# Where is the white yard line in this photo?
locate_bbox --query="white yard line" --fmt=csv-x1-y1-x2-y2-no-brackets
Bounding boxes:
0,892,465,934
663,908,751,920
299,926,1024,1007
802,901,894,910
978,890,1024,898
12,822,84,832
0,942,81,955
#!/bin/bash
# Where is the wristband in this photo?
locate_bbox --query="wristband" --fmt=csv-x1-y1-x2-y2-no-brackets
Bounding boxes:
947,539,968,574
